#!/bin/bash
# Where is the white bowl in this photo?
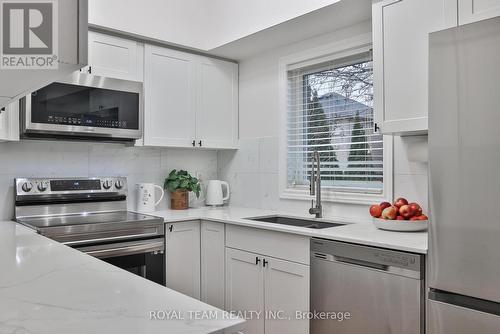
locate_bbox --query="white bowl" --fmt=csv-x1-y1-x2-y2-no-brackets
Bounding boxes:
372,218,428,232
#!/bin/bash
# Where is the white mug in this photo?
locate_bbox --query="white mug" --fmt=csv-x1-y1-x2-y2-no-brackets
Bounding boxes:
136,183,164,213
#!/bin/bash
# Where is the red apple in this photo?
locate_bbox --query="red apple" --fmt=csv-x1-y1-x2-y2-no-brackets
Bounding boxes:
394,197,409,208
399,204,416,219
396,215,405,220
379,202,392,210
381,206,398,220
409,202,423,216
369,204,382,218
410,216,420,221
417,214,428,221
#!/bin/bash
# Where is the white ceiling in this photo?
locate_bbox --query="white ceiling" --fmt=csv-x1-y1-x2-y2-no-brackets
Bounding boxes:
89,0,346,51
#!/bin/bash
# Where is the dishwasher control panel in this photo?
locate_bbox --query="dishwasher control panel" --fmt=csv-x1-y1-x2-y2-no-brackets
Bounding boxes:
311,238,423,276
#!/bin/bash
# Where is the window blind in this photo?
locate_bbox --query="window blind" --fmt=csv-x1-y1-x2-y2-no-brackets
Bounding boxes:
286,51,383,193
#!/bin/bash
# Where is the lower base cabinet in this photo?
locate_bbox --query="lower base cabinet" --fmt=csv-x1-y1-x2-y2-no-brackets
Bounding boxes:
225,247,310,334
226,248,265,334
166,220,201,299
201,221,226,309
166,221,310,334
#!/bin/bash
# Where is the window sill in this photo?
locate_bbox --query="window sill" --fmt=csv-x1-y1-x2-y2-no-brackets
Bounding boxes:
280,188,388,205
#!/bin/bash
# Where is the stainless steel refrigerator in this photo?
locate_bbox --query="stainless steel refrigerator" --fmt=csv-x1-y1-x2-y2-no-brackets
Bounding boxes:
428,16,500,333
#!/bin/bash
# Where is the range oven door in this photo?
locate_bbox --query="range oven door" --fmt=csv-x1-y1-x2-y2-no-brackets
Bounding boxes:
76,238,165,286
21,72,142,141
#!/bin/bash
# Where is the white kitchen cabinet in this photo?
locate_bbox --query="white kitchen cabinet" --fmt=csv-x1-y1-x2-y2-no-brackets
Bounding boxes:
196,58,238,149
226,248,265,334
166,220,201,299
225,247,310,334
459,0,500,24
86,31,144,82
144,45,197,147
264,257,309,334
372,0,457,135
201,221,226,309
0,101,20,141
143,45,238,149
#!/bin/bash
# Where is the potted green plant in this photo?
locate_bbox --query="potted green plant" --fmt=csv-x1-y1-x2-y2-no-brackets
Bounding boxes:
164,169,201,210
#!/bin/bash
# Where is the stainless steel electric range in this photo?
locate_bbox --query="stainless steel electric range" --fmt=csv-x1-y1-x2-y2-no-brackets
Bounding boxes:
14,177,165,286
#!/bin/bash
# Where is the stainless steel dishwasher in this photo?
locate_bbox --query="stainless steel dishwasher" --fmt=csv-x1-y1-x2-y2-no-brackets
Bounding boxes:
310,238,424,334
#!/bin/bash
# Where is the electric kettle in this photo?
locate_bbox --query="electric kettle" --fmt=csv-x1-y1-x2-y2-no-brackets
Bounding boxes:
136,183,164,212
205,180,230,206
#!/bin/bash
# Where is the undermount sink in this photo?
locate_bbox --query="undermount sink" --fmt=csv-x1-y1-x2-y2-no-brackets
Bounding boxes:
244,215,345,229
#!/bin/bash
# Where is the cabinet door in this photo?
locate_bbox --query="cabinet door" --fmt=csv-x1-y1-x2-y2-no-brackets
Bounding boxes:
226,248,264,334
459,0,500,24
0,101,20,141
196,58,238,149
372,0,457,134
144,45,197,147
166,220,201,299
264,257,310,334
201,221,226,309
87,31,144,81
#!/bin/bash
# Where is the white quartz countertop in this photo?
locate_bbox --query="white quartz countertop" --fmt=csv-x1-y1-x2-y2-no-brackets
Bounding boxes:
152,206,428,254
0,221,243,334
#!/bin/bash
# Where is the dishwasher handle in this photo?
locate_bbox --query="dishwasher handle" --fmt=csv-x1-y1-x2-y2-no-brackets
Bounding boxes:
333,255,388,271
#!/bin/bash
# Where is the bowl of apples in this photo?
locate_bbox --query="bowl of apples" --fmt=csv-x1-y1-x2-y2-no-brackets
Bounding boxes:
370,198,428,232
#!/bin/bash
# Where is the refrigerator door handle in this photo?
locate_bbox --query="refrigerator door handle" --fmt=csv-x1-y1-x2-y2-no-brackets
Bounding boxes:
429,289,500,317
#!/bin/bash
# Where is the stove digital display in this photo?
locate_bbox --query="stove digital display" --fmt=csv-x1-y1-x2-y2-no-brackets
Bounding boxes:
50,179,102,191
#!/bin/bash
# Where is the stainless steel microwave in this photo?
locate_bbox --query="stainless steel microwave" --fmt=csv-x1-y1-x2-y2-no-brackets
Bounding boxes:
20,72,142,142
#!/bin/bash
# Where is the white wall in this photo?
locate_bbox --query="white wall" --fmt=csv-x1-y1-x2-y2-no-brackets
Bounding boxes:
218,21,429,223
0,141,217,220
88,0,340,50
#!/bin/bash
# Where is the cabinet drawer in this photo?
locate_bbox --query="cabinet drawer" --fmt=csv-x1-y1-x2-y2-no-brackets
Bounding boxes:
226,225,309,265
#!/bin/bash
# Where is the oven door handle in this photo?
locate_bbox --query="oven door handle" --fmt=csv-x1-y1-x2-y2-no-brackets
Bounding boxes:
78,239,164,259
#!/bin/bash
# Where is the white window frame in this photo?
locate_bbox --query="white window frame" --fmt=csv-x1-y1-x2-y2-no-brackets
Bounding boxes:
278,33,393,205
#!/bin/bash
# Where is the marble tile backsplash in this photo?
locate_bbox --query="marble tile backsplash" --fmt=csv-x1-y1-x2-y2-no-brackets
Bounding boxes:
0,140,218,220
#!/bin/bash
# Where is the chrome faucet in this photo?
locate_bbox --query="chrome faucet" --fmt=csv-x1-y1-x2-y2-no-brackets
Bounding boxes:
309,150,322,218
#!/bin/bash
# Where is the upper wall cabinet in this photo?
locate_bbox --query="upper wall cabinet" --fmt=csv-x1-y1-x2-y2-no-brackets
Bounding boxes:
0,102,20,142
372,0,458,135
143,46,197,147
143,45,238,149
86,31,144,82
459,0,500,24
196,58,239,149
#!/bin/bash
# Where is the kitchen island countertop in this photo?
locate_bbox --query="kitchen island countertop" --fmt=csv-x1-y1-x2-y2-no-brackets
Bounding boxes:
0,221,243,334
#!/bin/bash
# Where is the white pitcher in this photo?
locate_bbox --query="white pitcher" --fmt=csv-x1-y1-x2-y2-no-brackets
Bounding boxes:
136,183,164,212
205,180,230,206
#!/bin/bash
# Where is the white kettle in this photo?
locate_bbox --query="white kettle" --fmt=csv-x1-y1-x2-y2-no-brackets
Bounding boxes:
205,180,230,206
136,183,164,213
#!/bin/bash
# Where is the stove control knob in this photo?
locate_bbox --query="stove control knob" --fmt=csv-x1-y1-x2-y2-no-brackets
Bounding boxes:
21,182,33,192
102,180,112,190
115,180,124,189
37,183,48,192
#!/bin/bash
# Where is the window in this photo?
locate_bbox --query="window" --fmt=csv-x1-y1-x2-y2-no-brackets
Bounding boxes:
286,50,384,195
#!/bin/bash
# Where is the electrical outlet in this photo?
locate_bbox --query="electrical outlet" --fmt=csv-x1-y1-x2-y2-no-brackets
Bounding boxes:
196,171,204,182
